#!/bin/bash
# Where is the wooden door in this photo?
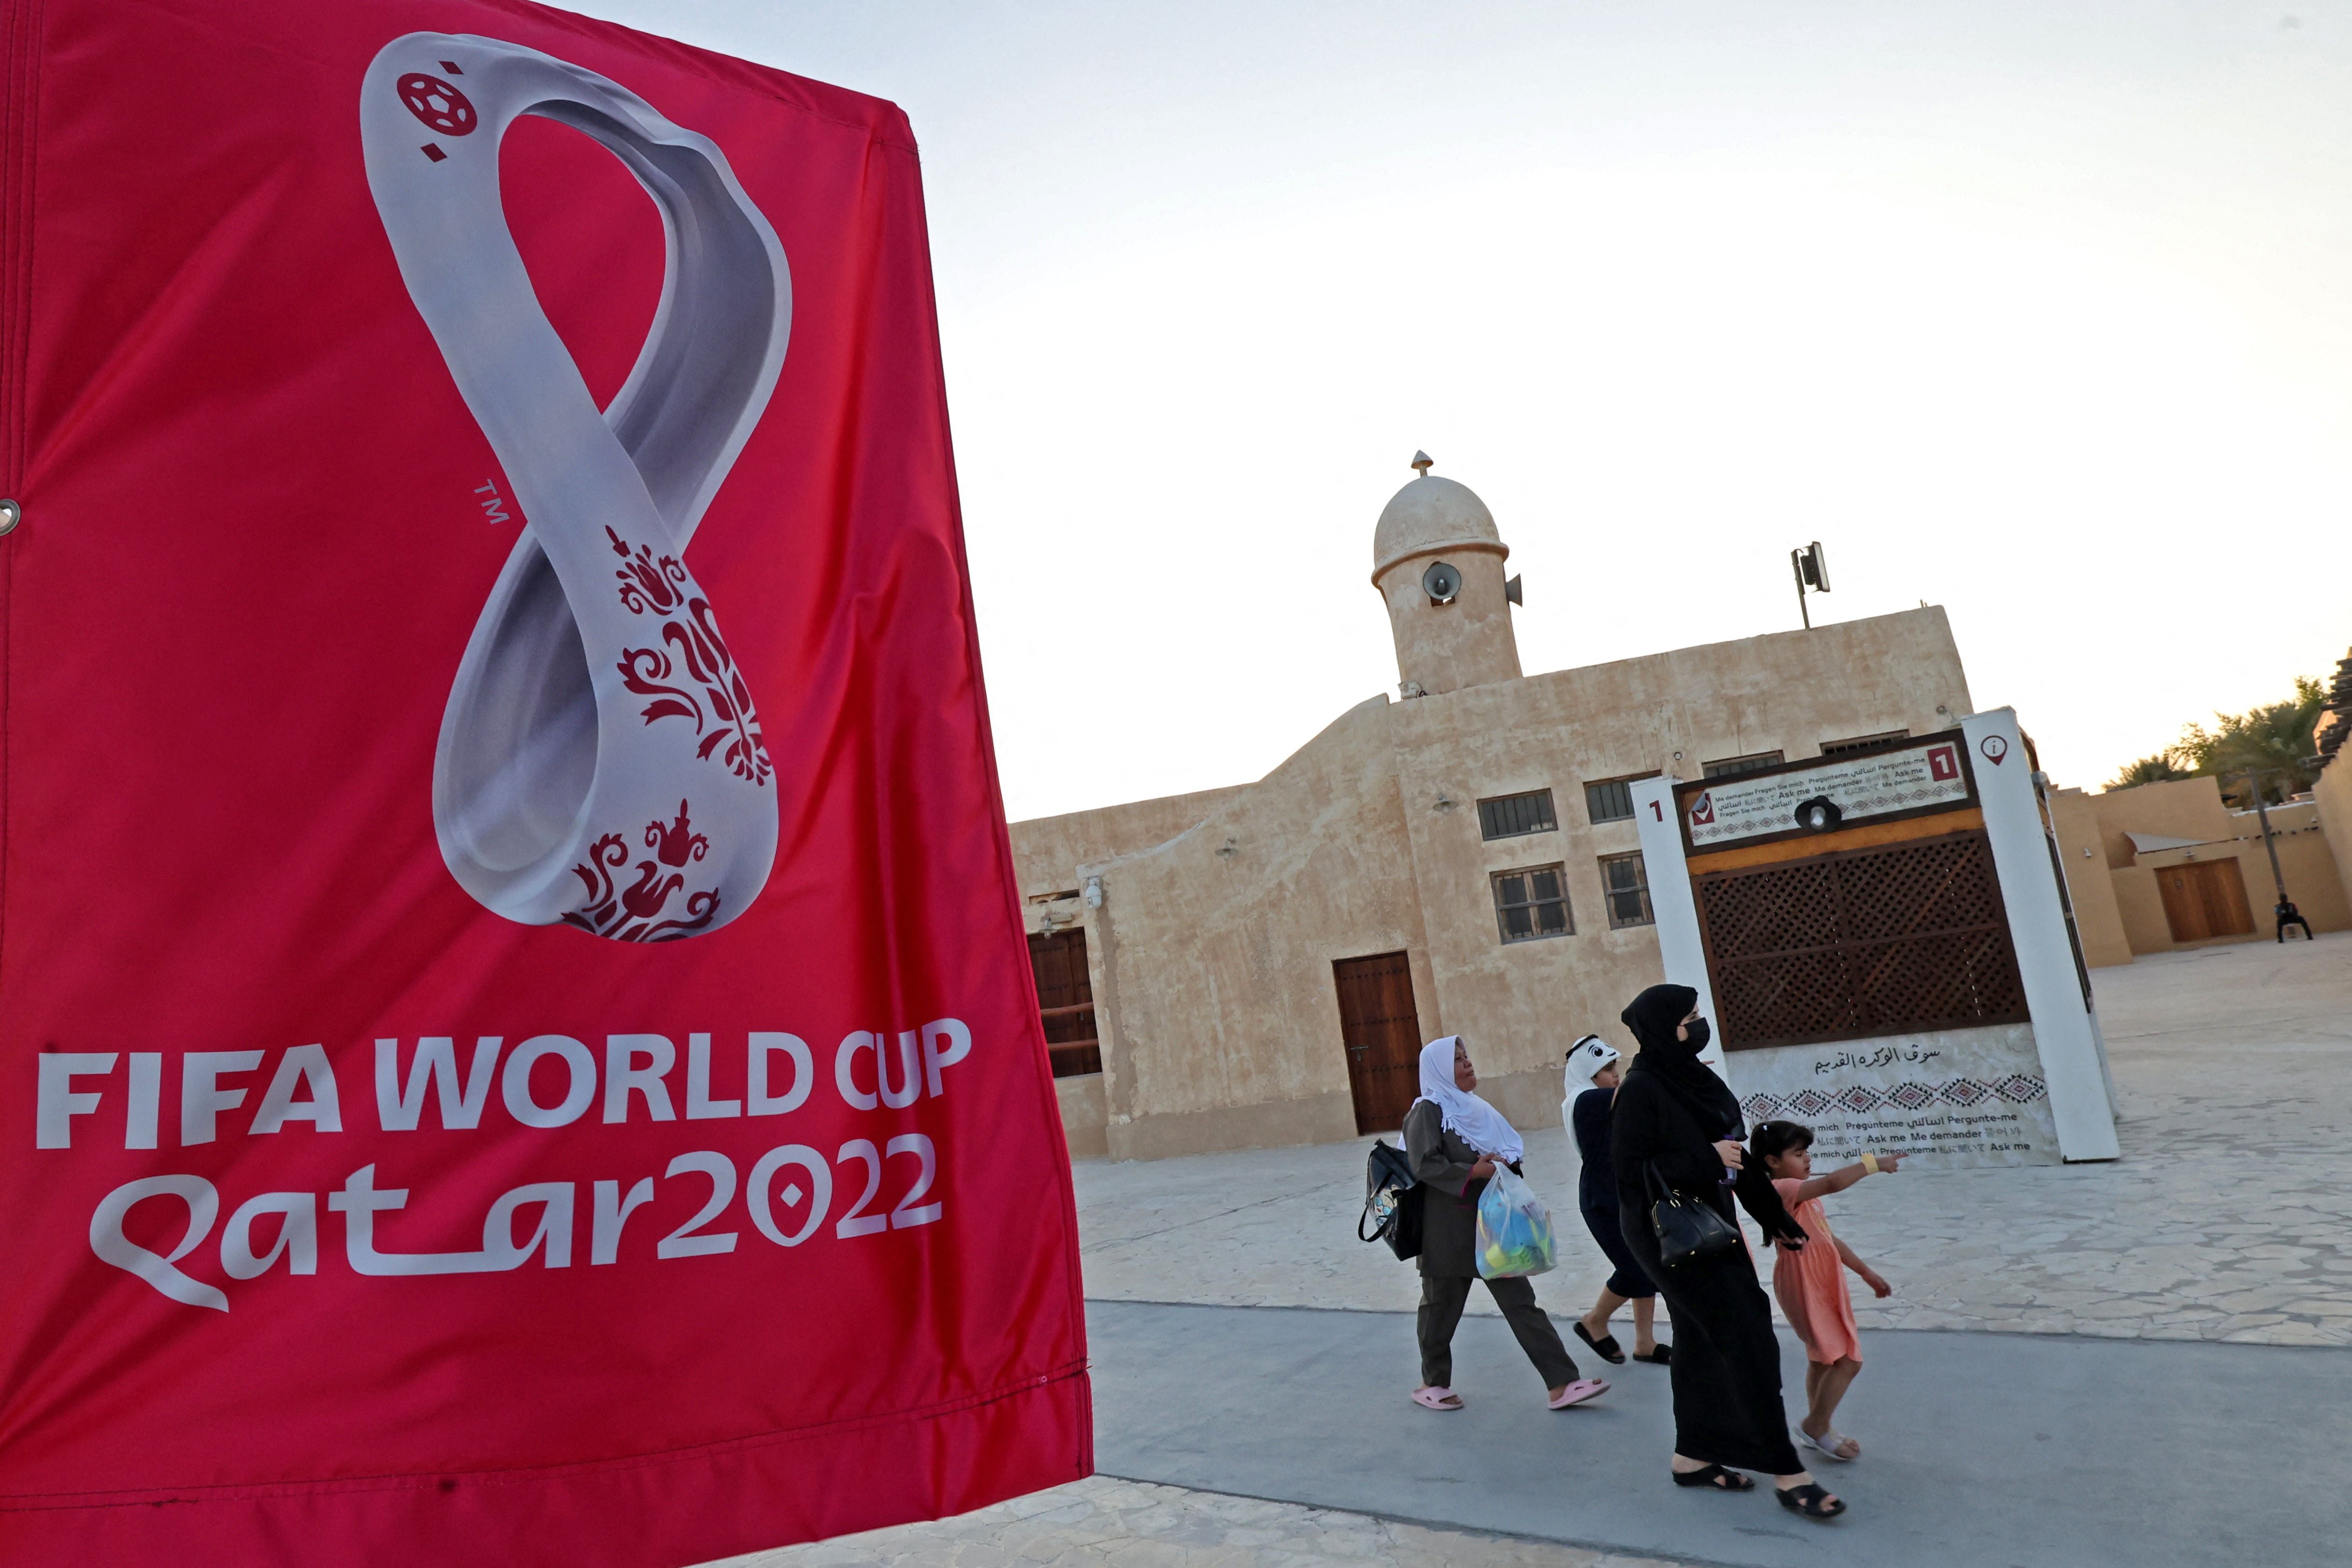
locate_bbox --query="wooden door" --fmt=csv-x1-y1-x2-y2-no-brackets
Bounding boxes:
2191,860,2252,938
2155,865,2209,942
1333,951,1424,1134
2156,861,2253,944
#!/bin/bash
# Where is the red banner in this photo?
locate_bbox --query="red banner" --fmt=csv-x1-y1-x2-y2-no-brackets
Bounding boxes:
0,1,1088,1561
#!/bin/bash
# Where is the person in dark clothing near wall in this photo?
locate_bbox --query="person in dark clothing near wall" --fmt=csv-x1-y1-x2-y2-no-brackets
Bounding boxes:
1562,1034,1670,1366
1612,985,1845,1522
1405,1035,1609,1413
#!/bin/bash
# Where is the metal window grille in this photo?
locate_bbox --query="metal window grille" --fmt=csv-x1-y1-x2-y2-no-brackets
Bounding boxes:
1693,752,1778,780
1584,778,1638,823
1693,829,2028,1050
1492,865,1573,942
1600,853,1653,928
1477,789,1557,840
1819,730,1911,759
1703,751,1786,779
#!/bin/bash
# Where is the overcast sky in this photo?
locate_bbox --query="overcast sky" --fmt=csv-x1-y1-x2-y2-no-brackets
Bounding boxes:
572,1,2352,821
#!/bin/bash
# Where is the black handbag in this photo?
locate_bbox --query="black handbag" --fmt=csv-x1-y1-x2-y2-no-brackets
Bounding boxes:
1358,1139,1423,1261
1645,1160,1739,1269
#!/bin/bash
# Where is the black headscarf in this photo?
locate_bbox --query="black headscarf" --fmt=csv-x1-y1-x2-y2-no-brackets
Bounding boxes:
1620,983,1742,1137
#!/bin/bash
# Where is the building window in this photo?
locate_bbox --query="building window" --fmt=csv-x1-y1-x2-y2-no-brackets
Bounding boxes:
1027,930,1100,1077
1477,788,1557,840
1492,865,1573,942
1583,773,1657,824
1600,853,1653,928
1820,730,1910,759
1703,751,1785,779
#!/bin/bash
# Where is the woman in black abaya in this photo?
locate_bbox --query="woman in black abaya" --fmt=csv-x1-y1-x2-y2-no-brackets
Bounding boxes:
1612,983,1845,1521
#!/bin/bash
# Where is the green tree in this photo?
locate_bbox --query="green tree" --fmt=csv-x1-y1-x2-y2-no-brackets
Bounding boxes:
2107,751,2192,789
2174,676,2328,803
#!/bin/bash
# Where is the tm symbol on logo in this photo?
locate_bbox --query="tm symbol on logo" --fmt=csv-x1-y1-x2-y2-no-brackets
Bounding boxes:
474,478,511,524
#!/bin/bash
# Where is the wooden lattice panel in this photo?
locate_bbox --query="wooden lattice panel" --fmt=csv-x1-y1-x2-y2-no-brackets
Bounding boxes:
1695,859,1840,957
1695,830,2028,1050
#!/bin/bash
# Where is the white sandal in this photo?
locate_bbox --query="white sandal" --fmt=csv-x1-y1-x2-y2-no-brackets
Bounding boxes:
1411,1386,1464,1411
1796,1425,1859,1461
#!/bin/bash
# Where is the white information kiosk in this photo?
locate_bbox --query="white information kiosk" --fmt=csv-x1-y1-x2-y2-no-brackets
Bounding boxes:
1631,708,2119,1166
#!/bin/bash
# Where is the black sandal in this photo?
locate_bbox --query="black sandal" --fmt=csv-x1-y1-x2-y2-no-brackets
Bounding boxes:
1775,1482,1845,1519
1633,1344,1672,1365
1671,1464,1753,1491
1573,1322,1626,1364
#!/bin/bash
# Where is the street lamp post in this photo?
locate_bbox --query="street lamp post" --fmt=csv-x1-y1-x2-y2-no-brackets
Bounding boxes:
2240,768,2289,908
1789,541,1829,629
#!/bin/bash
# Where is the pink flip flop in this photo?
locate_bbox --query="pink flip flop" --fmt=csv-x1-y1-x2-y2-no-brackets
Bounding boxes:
1548,1378,1610,1409
1411,1386,1464,1411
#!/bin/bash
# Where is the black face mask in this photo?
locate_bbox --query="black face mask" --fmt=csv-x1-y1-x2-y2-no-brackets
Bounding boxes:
1682,1018,1711,1050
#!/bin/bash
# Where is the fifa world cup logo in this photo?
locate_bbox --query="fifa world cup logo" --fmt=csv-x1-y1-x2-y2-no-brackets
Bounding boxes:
361,34,790,941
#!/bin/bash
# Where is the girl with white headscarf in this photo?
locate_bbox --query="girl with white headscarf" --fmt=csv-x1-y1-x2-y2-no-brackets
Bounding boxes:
1401,1035,1607,1413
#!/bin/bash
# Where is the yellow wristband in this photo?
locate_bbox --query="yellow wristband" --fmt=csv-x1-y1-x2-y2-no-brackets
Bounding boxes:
1861,1151,1881,1174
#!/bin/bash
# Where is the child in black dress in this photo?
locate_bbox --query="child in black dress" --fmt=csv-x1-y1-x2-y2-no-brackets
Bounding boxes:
1564,1034,1670,1366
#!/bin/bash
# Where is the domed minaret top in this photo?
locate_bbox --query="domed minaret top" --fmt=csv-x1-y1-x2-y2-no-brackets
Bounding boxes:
1371,453,1520,697
1373,453,1505,583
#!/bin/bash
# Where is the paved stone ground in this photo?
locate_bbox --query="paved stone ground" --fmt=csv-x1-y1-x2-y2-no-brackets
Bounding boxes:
1082,1303,2352,1568
722,1477,1686,1568
1076,933,2352,1346
709,934,2352,1566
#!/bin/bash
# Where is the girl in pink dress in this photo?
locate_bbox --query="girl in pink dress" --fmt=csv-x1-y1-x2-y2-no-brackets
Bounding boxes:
1749,1120,1899,1463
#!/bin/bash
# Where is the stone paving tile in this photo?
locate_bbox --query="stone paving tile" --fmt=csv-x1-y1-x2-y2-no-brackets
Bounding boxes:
707,938,2352,1568
1072,934,2352,1348
713,1476,1695,1568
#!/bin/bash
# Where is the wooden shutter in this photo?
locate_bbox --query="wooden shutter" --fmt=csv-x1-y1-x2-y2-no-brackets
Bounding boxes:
1027,931,1099,1077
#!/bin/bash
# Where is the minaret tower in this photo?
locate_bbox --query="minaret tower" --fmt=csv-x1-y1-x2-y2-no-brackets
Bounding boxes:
1371,452,1520,697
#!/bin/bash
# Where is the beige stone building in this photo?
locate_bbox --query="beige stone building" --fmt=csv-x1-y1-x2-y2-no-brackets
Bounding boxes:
1012,463,1975,1161
2046,777,2351,965
2317,737,2352,912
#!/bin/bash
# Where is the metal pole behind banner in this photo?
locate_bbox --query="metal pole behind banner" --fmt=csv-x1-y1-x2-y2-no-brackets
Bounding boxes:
2245,768,2288,905
1789,549,1811,629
